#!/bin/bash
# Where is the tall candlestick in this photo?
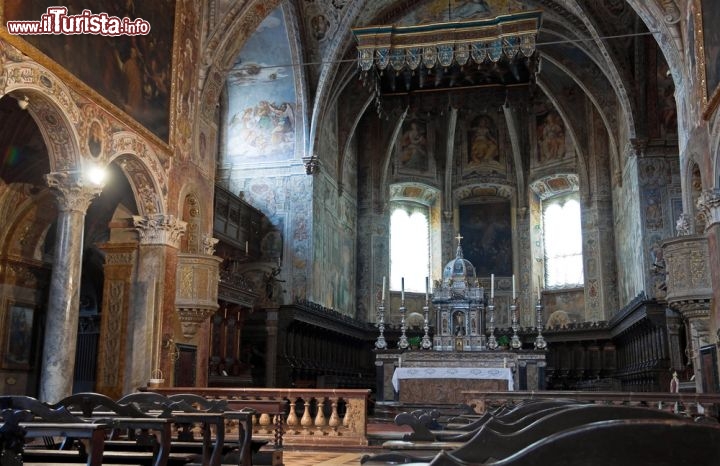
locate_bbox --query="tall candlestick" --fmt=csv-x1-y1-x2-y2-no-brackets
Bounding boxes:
425,276,429,302
401,277,405,301
382,276,386,301
490,274,494,300
512,274,516,300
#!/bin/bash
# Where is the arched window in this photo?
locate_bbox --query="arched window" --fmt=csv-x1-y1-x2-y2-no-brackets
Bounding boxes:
543,194,583,287
390,203,429,292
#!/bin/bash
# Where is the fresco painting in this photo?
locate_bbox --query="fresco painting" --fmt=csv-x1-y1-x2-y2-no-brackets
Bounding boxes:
225,8,296,162
4,0,175,141
397,119,428,172
398,0,525,25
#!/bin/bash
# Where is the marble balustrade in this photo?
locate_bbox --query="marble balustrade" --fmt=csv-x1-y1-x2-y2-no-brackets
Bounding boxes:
147,387,370,446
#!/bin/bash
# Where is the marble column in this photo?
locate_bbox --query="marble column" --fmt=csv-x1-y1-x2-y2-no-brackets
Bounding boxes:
39,171,103,403
130,214,186,392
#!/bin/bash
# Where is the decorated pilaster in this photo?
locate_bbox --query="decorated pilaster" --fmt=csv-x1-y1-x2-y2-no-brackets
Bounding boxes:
697,189,720,379
132,214,186,390
40,171,103,403
95,242,137,400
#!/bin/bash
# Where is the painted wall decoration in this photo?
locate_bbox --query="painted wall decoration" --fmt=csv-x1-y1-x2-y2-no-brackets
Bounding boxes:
224,7,296,163
536,110,568,162
700,0,720,114
397,119,428,172
397,0,524,25
643,189,664,230
656,51,677,137
459,202,512,276
4,0,175,141
467,114,501,169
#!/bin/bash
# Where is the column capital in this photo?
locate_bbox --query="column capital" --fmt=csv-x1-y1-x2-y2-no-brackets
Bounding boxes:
201,234,219,255
46,171,103,213
133,214,187,247
697,189,720,231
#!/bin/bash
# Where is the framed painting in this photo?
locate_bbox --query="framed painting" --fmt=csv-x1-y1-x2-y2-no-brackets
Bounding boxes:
696,0,720,119
2,301,36,370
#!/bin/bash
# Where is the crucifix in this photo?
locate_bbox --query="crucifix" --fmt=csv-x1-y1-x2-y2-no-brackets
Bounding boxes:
455,233,464,246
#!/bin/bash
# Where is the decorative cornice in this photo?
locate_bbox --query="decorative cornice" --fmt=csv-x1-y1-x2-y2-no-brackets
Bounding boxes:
176,307,215,338
45,171,104,213
132,214,187,247
697,189,720,231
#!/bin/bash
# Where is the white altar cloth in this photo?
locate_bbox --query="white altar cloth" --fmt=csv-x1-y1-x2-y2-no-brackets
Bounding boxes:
392,367,514,391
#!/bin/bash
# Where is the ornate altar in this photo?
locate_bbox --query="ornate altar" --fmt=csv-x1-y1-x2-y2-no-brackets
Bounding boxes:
432,242,486,351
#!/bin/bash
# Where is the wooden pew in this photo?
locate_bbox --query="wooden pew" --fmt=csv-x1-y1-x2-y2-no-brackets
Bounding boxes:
0,396,112,466
46,392,179,466
118,392,232,466
362,404,688,465
396,399,588,442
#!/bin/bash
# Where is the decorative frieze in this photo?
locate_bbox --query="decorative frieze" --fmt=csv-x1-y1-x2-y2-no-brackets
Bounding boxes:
133,214,187,248
46,171,103,213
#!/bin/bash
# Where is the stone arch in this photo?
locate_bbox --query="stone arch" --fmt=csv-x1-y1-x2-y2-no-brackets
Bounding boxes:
107,131,168,217
0,188,56,261
1,61,83,173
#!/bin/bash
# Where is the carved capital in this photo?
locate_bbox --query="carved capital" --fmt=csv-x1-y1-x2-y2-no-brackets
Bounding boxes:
201,234,219,255
133,214,187,247
697,189,720,231
302,154,320,175
46,171,104,213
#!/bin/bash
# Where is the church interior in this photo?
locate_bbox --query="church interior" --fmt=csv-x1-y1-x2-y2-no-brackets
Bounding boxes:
2,0,720,462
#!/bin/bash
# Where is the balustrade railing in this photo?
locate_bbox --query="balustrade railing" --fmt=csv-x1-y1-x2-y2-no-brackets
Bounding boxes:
148,387,370,446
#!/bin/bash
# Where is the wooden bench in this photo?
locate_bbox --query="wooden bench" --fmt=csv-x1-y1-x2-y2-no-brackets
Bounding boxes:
118,392,233,466
362,404,689,465
0,396,110,466
46,392,180,466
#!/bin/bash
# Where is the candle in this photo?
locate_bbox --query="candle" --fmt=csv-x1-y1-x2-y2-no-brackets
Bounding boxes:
512,274,516,300
401,277,405,301
382,276,386,301
245,240,249,255
537,286,541,301
503,357,507,368
425,276,429,302
490,274,494,300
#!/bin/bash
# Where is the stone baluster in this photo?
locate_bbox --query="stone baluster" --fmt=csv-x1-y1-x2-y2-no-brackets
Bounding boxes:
40,171,103,403
300,398,313,434
314,397,327,434
286,398,299,434
328,397,341,435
